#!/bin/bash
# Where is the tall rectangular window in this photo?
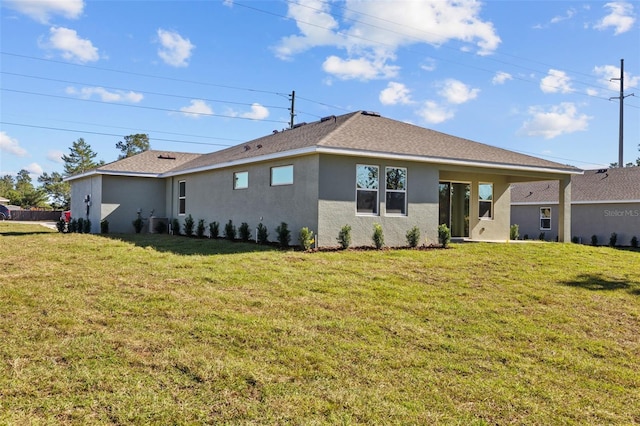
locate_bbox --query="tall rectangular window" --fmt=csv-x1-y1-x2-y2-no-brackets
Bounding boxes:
385,167,407,215
540,207,551,230
234,171,248,189
271,165,293,186
356,164,379,215
178,180,186,215
478,183,493,219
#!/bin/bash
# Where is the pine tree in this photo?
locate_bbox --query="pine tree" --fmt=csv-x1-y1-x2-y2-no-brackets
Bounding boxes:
62,138,104,176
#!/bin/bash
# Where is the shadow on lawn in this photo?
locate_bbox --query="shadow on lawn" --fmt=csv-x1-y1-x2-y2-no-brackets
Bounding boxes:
562,273,638,295
101,233,281,256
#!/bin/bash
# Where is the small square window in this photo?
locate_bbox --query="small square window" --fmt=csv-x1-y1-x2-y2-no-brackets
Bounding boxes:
271,165,293,186
234,171,248,189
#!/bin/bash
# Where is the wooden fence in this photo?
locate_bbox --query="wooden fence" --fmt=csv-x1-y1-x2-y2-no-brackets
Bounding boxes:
9,210,63,221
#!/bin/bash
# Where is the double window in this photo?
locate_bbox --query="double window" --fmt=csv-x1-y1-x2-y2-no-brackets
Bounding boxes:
234,171,248,189
540,207,551,230
356,165,379,215
178,180,186,215
478,183,493,219
385,167,407,215
271,165,293,186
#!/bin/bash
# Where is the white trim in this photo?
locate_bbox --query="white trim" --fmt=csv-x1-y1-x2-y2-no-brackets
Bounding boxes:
64,170,161,182
512,200,639,206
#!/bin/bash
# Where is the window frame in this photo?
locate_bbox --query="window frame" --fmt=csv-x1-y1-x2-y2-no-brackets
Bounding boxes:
233,171,249,190
270,165,294,186
540,207,552,230
178,180,186,215
385,166,407,216
478,182,493,219
356,164,379,216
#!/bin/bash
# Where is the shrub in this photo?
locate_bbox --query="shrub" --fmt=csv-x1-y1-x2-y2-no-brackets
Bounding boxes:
99,220,109,234
83,219,91,234
239,222,251,242
510,224,520,240
523,234,529,240
56,218,66,233
609,232,617,247
276,222,291,248
77,217,85,234
538,232,545,241
438,224,451,248
183,214,195,237
299,227,315,251
154,221,167,234
196,219,206,238
171,218,181,235
209,221,219,239
572,236,579,244
591,234,598,246
632,236,639,248
372,223,384,249
132,216,143,233
406,226,420,248
68,219,78,233
337,225,352,250
224,220,236,241
256,223,269,244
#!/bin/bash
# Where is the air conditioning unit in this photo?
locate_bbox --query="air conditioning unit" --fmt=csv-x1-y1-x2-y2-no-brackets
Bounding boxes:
149,217,168,234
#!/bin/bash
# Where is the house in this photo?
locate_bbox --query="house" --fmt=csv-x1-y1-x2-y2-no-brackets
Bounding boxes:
66,111,581,247
511,167,640,245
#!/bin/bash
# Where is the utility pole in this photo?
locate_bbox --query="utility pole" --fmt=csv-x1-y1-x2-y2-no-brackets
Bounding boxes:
289,90,296,129
610,59,635,167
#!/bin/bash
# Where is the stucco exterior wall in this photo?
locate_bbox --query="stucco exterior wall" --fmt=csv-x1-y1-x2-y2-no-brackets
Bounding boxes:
69,174,102,233
101,175,167,233
169,155,320,242
511,202,640,245
317,154,439,247
440,170,512,241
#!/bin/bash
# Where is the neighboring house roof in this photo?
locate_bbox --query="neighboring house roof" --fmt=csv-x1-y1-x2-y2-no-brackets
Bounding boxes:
165,111,581,176
65,150,202,181
511,167,640,204
66,111,581,181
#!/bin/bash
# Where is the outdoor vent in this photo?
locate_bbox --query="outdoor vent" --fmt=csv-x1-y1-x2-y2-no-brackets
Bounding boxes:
158,154,176,160
292,122,307,129
361,111,381,117
257,144,263,149
244,145,251,151
320,115,337,123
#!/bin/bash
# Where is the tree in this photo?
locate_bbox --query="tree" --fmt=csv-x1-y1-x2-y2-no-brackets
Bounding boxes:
62,138,104,176
13,170,47,208
0,175,14,198
116,133,150,159
38,172,70,210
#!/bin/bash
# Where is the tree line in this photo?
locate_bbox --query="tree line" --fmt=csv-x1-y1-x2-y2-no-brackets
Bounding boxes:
0,134,149,210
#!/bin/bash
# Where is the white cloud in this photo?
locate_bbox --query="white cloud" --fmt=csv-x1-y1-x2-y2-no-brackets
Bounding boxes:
438,79,479,104
26,163,44,176
540,69,574,94
274,0,500,81
520,102,592,139
0,131,28,157
492,71,513,85
593,64,640,92
550,8,576,24
179,100,212,118
47,150,64,163
4,0,84,24
241,104,270,120
66,86,143,103
379,82,413,105
157,29,195,67
416,101,454,124
594,1,636,34
41,26,99,63
420,58,437,72
222,0,234,7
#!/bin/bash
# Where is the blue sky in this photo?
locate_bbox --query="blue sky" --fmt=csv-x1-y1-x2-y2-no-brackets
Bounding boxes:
1,0,639,180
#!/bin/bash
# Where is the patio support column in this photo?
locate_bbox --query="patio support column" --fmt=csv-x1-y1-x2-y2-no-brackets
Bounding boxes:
558,176,571,242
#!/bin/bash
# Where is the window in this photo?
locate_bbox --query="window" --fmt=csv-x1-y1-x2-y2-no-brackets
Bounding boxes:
478,183,493,219
271,165,293,186
540,207,551,230
178,180,186,215
234,171,248,189
356,164,379,215
385,167,407,215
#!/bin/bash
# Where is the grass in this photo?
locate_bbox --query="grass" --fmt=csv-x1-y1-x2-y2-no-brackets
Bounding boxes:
1,222,639,425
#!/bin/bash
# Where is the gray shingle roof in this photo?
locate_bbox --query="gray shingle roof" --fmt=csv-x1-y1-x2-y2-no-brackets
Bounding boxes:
96,150,202,175
511,167,640,203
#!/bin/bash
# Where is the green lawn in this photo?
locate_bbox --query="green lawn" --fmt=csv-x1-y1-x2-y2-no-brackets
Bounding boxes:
1,222,639,425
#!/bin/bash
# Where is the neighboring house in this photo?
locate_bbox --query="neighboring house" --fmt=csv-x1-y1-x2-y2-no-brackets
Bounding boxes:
66,111,581,247
511,167,640,245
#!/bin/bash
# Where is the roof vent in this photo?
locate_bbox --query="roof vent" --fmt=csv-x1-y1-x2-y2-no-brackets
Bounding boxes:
244,145,251,151
292,122,307,129
596,169,608,174
257,144,263,149
361,111,381,117
320,115,337,123
158,154,176,160
272,130,279,134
